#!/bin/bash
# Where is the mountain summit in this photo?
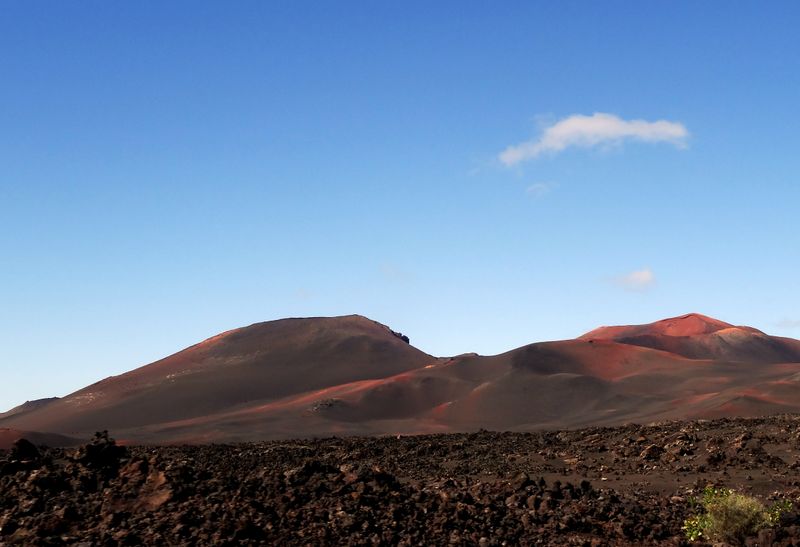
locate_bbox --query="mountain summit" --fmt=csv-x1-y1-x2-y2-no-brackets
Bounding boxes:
580,313,800,363
3,313,800,446
580,312,738,339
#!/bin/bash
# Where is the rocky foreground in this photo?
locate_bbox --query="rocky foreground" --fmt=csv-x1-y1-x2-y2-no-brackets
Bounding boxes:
4,416,800,545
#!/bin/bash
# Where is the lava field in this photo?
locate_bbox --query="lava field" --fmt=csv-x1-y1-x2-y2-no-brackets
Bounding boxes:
5,415,800,545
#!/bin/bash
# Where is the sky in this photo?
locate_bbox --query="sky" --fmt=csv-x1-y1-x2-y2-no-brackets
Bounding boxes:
1,1,799,411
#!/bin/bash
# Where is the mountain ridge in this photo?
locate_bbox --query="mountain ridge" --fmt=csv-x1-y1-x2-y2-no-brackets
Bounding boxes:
4,312,800,446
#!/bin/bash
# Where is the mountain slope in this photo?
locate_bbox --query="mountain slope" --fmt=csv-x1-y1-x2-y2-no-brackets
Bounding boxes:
4,313,800,443
0,398,60,421
0,315,433,438
581,313,736,339
0,428,81,450
580,313,800,363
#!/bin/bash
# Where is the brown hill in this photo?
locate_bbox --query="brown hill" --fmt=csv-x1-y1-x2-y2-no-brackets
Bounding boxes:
580,312,800,363
4,313,800,443
0,398,60,421
0,315,432,441
581,312,735,338
0,428,81,450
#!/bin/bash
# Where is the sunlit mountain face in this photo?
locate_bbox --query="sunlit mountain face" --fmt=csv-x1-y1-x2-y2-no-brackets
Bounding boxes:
3,313,800,447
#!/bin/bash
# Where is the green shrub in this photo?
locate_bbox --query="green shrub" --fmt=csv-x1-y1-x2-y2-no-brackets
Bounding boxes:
682,486,791,544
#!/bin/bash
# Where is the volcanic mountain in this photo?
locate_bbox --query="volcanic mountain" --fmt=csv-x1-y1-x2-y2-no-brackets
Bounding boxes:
581,313,800,363
3,313,800,445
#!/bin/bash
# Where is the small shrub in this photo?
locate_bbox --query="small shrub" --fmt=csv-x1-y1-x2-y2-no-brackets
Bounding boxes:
682,486,791,544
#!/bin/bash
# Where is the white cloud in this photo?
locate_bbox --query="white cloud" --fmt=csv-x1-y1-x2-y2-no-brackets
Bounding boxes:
525,181,556,198
500,112,689,166
614,268,656,292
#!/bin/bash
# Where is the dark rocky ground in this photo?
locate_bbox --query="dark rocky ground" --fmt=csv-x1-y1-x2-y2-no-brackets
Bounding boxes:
5,415,800,545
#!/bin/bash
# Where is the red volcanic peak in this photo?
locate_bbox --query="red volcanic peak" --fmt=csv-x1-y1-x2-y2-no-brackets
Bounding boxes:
580,313,736,340
578,313,800,364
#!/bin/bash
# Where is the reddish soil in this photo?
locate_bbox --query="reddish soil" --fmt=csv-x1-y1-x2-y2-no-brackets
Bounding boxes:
0,429,80,451
3,313,800,445
5,415,800,545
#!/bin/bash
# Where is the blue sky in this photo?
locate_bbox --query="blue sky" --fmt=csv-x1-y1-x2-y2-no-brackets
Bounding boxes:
2,2,799,411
